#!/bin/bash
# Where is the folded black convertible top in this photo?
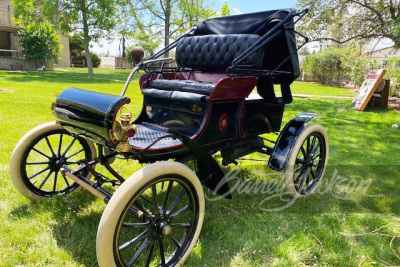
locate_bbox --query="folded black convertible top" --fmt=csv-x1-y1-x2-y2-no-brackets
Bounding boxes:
193,8,299,84
193,8,295,36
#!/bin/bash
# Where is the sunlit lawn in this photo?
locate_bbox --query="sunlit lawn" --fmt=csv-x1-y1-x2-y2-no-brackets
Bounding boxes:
0,68,399,266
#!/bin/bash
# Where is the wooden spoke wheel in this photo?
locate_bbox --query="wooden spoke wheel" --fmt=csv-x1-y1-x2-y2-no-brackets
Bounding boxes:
10,122,96,200
284,124,328,197
97,162,204,267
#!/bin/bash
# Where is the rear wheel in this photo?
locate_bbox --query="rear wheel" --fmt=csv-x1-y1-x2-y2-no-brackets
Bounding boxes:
10,122,96,200
97,161,204,267
284,124,329,198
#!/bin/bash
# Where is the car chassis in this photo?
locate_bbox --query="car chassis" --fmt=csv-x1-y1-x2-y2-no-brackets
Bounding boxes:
11,8,329,267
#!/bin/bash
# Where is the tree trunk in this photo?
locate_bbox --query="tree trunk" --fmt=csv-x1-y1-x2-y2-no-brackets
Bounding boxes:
164,0,171,58
122,36,126,58
84,40,93,75
81,1,93,75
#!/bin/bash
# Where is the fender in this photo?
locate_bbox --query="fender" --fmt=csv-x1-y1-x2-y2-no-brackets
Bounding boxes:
268,113,318,171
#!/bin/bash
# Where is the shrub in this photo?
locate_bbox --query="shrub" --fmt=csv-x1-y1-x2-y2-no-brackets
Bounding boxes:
302,48,350,86
19,21,62,65
385,58,400,97
76,52,101,68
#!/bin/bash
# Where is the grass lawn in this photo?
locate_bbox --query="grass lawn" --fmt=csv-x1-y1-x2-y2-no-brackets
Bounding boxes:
0,68,399,266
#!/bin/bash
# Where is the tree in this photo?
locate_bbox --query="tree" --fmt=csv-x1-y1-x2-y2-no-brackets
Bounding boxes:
13,0,118,75
297,0,400,48
19,21,62,67
221,2,231,17
301,47,352,85
127,0,216,57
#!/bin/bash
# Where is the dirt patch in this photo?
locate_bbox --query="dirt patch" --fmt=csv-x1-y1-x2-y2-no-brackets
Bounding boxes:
389,98,400,111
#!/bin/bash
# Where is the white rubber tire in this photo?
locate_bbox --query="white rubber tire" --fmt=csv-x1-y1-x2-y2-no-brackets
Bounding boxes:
97,161,205,267
10,121,97,200
284,124,329,198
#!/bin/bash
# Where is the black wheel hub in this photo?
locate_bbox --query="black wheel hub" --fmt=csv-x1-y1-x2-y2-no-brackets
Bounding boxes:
49,155,66,171
305,156,314,166
148,215,173,239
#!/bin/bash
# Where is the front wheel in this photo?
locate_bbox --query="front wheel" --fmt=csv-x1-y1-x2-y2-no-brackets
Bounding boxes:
97,161,205,267
284,124,329,198
10,121,97,200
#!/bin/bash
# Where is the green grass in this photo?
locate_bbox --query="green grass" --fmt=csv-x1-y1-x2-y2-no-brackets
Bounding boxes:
0,68,399,266
291,81,356,97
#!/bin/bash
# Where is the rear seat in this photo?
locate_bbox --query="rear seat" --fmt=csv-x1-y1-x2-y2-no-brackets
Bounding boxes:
142,34,263,102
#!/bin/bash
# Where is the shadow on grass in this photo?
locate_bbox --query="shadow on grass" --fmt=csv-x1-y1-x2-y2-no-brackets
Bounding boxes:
8,162,400,266
3,70,136,85
9,189,101,265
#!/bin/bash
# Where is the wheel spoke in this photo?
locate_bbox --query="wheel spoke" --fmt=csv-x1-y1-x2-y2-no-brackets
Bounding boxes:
38,170,53,189
306,173,317,189
159,238,166,265
166,188,186,215
122,222,151,228
28,166,50,180
294,167,307,184
171,223,191,228
298,168,310,192
134,201,153,219
151,185,159,212
311,142,320,155
306,137,310,154
145,243,155,267
161,181,173,214
61,172,70,187
313,152,321,160
26,162,49,165
294,164,305,173
167,235,182,248
310,136,316,153
310,169,316,180
300,146,307,158
295,158,305,164
62,137,76,157
65,148,84,160
119,229,150,251
127,238,150,267
44,136,56,157
53,171,58,192
169,204,192,220
139,195,154,206
32,147,51,159
57,134,63,156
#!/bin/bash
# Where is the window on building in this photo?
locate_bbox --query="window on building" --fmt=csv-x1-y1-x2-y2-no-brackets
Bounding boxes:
0,31,11,57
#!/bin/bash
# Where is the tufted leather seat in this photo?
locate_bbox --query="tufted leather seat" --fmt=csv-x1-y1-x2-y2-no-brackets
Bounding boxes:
144,34,263,102
176,34,263,71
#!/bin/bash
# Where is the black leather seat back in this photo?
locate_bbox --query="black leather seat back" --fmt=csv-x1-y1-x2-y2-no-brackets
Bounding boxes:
176,34,263,72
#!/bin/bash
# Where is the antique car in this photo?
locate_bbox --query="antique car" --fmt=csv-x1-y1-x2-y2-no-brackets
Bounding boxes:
10,8,328,266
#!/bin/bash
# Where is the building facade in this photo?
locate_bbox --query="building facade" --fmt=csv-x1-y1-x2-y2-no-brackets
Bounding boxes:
370,46,400,66
0,0,70,70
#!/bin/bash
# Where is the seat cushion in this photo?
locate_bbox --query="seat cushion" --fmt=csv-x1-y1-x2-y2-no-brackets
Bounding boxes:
129,124,182,149
150,79,215,95
176,34,263,71
142,88,206,104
